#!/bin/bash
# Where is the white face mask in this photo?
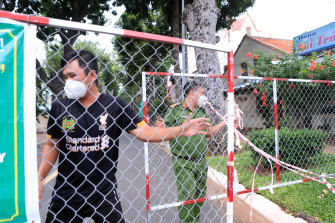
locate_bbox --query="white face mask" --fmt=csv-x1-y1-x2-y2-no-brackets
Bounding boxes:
198,95,208,108
64,80,87,99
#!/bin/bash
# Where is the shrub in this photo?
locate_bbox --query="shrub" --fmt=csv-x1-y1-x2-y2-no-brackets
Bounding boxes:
248,127,329,166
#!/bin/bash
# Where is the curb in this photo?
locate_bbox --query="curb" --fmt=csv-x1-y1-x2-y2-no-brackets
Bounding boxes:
208,167,308,223
159,143,307,223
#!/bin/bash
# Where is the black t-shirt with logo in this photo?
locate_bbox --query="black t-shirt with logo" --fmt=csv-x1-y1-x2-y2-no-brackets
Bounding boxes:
46,93,143,205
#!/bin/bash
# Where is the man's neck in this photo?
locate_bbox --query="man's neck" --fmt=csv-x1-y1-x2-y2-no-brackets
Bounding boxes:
185,97,195,112
79,87,100,108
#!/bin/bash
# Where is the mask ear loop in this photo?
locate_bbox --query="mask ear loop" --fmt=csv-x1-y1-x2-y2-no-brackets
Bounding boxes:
86,70,99,98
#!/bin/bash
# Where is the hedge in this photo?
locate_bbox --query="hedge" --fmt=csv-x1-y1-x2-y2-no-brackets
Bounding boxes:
248,128,329,166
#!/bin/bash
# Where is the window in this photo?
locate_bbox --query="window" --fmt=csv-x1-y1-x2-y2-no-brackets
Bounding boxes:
241,62,248,76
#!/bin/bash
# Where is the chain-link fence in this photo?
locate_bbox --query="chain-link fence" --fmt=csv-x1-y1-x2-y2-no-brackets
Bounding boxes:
29,14,234,223
231,76,335,194
2,10,335,223
142,72,232,222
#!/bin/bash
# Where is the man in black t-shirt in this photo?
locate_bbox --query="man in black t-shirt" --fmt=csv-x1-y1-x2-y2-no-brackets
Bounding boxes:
38,50,211,223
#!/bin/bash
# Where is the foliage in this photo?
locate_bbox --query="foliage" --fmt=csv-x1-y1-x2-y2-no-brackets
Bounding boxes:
248,127,329,166
112,0,255,32
248,50,335,128
207,151,335,222
114,11,173,117
2,0,114,98
36,39,122,118
45,39,121,94
249,50,335,79
1,0,111,47
260,181,335,223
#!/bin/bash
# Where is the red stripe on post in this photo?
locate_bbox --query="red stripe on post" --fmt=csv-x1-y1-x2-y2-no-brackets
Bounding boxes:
0,10,49,25
227,50,234,93
227,151,234,202
276,154,280,183
146,174,151,211
273,102,280,183
273,103,279,130
227,166,234,202
124,29,184,45
143,102,148,123
228,151,234,162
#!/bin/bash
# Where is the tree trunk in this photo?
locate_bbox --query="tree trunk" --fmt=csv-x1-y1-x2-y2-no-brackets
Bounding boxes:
35,29,80,98
171,0,182,103
182,0,226,154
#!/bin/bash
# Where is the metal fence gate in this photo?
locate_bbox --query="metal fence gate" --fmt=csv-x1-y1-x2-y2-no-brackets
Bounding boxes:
0,11,236,223
1,10,335,223
231,76,335,194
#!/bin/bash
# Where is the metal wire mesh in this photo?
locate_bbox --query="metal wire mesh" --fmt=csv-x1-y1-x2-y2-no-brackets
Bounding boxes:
34,20,335,223
36,25,231,223
142,73,229,222
232,76,335,191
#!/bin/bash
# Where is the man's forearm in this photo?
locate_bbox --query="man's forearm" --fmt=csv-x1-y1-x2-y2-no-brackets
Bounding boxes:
135,125,183,142
130,115,210,142
38,139,59,179
207,121,226,137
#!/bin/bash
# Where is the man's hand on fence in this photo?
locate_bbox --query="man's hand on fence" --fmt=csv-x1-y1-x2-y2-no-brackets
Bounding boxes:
155,118,166,128
180,113,211,137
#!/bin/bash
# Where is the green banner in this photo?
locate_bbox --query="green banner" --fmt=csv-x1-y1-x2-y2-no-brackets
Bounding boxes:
0,20,39,223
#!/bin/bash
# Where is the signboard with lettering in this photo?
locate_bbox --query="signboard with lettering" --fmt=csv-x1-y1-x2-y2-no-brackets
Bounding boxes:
293,22,335,55
0,19,39,222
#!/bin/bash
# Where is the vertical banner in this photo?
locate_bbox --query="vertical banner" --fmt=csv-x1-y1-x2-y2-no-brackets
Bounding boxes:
0,19,40,222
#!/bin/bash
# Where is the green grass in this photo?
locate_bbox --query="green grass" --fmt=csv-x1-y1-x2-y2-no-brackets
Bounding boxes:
207,151,335,222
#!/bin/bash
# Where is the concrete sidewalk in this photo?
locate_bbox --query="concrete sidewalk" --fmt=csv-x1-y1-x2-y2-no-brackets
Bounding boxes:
160,143,307,223
208,167,307,223
37,132,308,222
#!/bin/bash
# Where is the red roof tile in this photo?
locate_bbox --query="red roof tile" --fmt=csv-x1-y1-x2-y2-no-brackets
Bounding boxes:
250,36,293,54
231,16,247,31
231,13,259,32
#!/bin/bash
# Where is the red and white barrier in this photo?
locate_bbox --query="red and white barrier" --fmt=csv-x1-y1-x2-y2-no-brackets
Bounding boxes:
0,10,231,53
142,71,335,222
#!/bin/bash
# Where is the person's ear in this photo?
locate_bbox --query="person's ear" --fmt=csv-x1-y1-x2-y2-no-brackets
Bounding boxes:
89,70,97,81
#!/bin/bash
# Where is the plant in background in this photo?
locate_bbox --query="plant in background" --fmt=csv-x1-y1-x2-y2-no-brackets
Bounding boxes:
248,128,329,166
248,50,335,129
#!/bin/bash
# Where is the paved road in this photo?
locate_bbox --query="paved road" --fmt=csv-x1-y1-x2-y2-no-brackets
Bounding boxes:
38,133,243,222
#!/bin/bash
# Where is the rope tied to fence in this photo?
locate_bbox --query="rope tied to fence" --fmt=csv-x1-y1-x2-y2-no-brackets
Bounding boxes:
199,96,335,220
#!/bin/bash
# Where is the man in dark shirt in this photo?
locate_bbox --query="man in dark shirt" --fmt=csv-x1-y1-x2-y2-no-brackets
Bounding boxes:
38,50,211,223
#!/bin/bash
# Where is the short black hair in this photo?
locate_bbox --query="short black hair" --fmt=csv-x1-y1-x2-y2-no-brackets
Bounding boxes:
183,80,203,97
61,50,98,76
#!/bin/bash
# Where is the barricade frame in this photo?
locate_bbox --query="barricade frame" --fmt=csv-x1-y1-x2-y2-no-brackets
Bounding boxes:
141,70,234,222
0,10,236,223
3,9,333,223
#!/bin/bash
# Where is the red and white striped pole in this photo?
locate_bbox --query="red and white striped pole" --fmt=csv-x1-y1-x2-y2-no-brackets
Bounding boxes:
0,10,231,53
142,73,151,222
226,50,235,223
272,80,280,183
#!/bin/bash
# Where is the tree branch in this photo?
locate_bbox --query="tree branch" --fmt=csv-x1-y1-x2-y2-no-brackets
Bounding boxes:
36,59,64,96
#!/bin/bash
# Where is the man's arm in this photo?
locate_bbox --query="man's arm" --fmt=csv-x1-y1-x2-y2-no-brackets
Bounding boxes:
205,121,226,138
130,113,211,142
38,137,60,202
